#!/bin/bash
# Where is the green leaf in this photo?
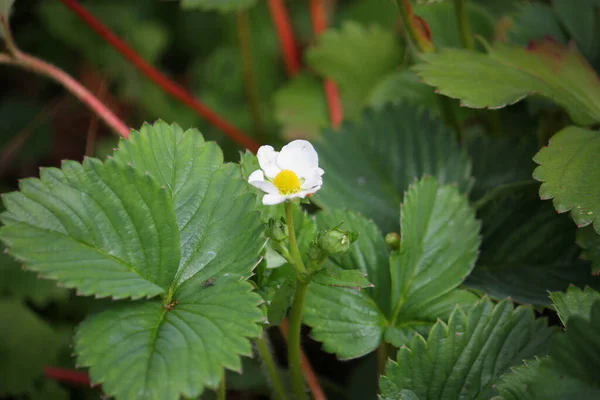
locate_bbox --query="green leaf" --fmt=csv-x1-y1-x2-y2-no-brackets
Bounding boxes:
304,179,481,359
414,40,600,125
263,278,295,326
180,0,257,13
315,104,472,234
0,299,60,396
380,300,556,400
578,225,600,272
553,0,600,62
414,1,495,49
0,158,178,299
494,357,600,400
0,247,69,307
467,182,600,305
550,286,600,326
273,73,329,140
75,277,263,400
311,267,373,289
552,300,600,387
307,22,403,118
533,126,600,232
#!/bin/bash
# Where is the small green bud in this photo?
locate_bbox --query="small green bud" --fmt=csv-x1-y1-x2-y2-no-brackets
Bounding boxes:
307,240,326,263
267,217,288,242
385,232,401,250
320,228,358,254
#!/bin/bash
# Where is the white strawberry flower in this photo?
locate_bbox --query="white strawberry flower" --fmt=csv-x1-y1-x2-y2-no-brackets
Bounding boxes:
248,140,324,205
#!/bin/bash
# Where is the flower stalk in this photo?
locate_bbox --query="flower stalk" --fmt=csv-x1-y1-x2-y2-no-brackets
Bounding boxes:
255,335,291,400
455,0,475,50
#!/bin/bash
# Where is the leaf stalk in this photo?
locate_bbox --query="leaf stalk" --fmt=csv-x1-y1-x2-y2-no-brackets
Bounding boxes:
255,334,291,400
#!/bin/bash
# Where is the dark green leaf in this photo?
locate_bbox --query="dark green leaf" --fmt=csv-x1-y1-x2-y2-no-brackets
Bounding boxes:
553,0,600,62
578,226,600,272
315,104,472,234
533,126,600,232
467,182,600,305
380,300,556,400
550,286,600,326
506,3,568,46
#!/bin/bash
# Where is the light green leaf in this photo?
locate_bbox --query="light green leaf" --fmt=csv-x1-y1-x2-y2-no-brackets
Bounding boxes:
533,126,600,232
578,226,600,272
304,179,480,358
314,104,472,234
414,1,495,49
273,73,329,140
114,121,264,285
415,40,600,125
552,300,600,387
307,22,403,118
0,299,60,396
180,0,257,13
0,158,178,299
550,286,600,326
494,357,600,400
553,0,600,62
467,182,600,305
76,277,263,400
380,300,556,400
311,267,372,289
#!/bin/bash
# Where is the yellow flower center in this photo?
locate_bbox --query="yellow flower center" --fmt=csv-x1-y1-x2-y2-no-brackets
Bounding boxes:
273,170,301,195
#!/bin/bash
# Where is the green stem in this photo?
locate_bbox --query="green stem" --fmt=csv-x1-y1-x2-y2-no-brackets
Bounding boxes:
377,342,388,377
255,334,291,400
288,280,309,400
438,96,463,145
395,0,435,53
455,0,474,50
285,202,307,275
217,370,226,400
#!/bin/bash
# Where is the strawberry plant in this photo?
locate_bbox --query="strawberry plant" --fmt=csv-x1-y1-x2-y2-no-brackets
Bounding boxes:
1,0,600,399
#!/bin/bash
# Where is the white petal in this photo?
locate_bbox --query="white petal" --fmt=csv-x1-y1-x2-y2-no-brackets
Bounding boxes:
317,167,325,176
257,145,280,179
262,193,287,205
249,170,278,194
276,140,319,177
301,170,323,192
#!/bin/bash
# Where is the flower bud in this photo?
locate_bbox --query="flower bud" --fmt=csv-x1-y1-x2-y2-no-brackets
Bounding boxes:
267,217,289,242
319,228,358,254
385,232,401,250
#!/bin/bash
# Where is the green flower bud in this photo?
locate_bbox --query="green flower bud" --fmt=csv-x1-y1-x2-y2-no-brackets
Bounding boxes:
385,232,401,250
319,228,358,254
267,217,288,242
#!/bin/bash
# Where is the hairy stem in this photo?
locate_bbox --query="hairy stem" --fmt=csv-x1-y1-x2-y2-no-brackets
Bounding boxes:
57,0,260,152
285,202,307,275
237,11,265,140
267,0,301,76
288,280,309,400
455,0,475,50
44,367,93,386
217,371,226,400
255,334,290,400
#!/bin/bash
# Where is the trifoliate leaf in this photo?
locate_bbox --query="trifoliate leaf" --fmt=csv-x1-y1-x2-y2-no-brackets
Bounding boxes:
467,182,600,305
533,126,600,232
76,277,263,400
1,122,266,399
577,226,600,272
414,40,600,125
273,73,329,140
315,104,472,234
551,300,600,387
0,299,60,396
307,22,403,118
550,286,600,327
304,179,481,359
380,300,556,400
0,158,178,299
180,0,257,13
505,3,568,46
553,0,600,62
414,0,495,49
0,247,68,307
494,357,600,400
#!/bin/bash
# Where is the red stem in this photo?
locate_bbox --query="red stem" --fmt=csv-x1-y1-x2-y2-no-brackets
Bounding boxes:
44,367,92,386
57,0,260,153
268,0,302,76
309,0,343,128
